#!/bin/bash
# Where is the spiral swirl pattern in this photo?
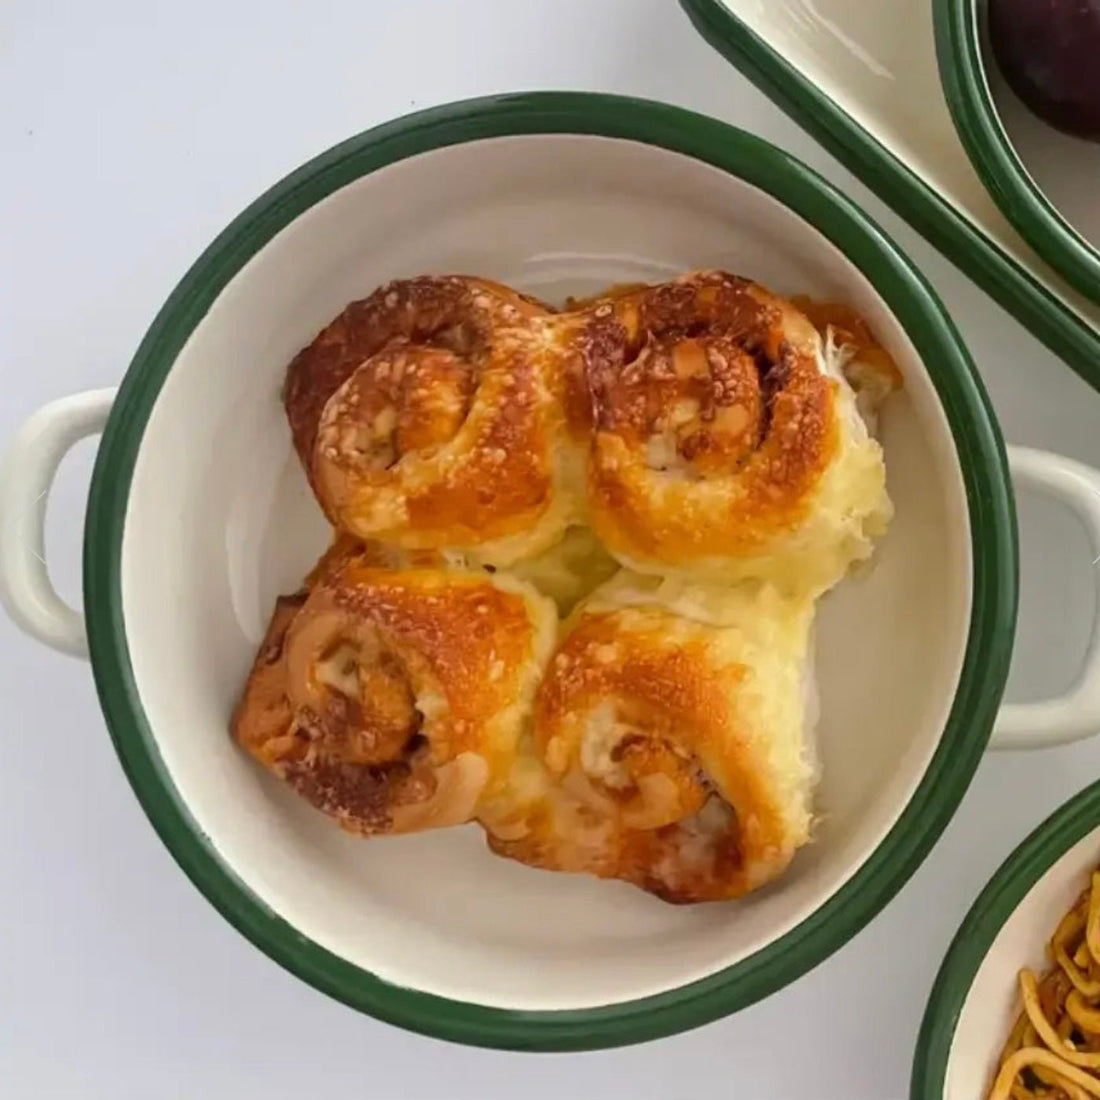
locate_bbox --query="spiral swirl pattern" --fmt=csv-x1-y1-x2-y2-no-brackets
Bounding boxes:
568,271,891,591
285,276,577,566
232,541,557,836
481,573,817,903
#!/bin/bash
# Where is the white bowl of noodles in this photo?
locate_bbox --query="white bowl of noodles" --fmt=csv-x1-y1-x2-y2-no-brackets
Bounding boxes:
914,780,1100,1099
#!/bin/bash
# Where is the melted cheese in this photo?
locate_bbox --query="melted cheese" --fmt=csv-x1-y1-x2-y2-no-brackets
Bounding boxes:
507,526,620,615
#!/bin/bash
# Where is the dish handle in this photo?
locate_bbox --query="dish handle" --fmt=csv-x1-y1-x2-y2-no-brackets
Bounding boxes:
0,388,117,659
993,445,1100,750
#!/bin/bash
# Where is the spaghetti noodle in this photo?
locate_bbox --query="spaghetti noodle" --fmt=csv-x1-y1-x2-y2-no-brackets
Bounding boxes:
990,871,1100,1099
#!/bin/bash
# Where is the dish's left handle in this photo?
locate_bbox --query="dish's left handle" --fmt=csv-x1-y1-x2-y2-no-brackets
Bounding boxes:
0,388,117,659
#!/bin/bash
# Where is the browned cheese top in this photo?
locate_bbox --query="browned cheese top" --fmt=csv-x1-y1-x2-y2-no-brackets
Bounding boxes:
572,271,839,565
232,544,551,836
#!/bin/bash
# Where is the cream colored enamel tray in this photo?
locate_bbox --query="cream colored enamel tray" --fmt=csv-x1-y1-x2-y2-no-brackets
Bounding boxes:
680,0,1100,391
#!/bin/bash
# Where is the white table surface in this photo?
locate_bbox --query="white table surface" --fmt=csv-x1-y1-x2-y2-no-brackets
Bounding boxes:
4,2,1100,1097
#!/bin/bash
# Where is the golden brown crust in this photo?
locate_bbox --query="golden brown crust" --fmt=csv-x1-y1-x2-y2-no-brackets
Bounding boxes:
480,580,813,904
234,269,897,903
284,276,578,563
285,277,550,462
568,271,841,572
232,543,555,836
283,270,893,582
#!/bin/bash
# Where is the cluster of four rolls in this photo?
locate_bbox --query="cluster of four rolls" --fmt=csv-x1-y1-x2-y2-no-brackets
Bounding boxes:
232,271,896,903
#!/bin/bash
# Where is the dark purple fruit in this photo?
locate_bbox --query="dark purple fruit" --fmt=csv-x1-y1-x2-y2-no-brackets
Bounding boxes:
988,0,1100,142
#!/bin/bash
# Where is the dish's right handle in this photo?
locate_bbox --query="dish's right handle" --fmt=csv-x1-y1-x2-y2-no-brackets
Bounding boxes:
993,445,1100,750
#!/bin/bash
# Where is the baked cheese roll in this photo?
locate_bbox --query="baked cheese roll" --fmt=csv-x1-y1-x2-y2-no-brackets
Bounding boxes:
573,271,895,593
480,571,818,903
284,275,579,566
232,544,557,836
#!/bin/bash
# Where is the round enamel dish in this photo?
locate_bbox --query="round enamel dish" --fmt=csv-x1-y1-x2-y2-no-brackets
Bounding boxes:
913,780,1100,1099
936,0,1100,304
6,92,1100,1052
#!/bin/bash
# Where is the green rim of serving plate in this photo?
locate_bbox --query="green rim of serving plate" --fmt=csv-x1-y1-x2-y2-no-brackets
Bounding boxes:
82,91,1016,1052
935,0,1100,307
678,0,1100,393
911,778,1100,1099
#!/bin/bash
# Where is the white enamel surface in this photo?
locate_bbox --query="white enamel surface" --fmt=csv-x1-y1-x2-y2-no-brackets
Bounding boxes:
718,0,1100,327
118,133,971,1010
945,828,1100,1099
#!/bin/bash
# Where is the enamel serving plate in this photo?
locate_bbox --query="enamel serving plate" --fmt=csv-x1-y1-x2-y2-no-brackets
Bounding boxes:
4,92,1100,1051
937,0,1100,306
679,0,1100,390
913,780,1100,1099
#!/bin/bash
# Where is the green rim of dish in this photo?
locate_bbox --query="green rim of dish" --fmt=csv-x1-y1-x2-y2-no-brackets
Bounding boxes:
935,0,1100,307
911,778,1100,1099
82,90,1016,1052
678,0,1100,392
